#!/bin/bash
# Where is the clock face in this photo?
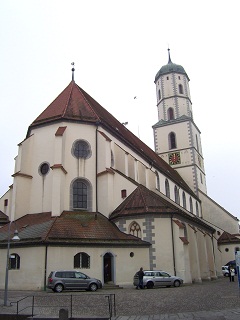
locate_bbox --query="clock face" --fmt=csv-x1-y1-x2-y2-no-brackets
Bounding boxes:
169,152,181,165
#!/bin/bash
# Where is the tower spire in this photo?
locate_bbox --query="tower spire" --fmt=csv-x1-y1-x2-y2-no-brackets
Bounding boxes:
167,48,172,64
71,62,75,81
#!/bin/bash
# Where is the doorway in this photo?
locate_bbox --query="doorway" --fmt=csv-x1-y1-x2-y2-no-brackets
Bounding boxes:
103,252,113,283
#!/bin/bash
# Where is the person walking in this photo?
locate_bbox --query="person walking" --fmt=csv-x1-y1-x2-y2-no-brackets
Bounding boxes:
136,267,144,289
230,266,235,282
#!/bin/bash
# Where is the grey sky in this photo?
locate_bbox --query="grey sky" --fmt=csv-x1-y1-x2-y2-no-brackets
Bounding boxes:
0,0,239,219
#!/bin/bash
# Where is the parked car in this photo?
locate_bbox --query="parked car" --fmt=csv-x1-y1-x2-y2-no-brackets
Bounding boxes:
47,270,102,292
133,270,183,289
222,266,229,277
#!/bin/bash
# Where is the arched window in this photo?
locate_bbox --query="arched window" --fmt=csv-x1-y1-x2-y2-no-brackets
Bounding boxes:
189,197,193,213
196,202,199,217
167,108,174,120
74,252,90,268
71,178,92,211
158,89,161,101
182,192,186,209
155,171,160,190
165,179,170,198
9,253,20,270
178,84,183,94
129,221,142,238
174,186,180,204
169,132,177,149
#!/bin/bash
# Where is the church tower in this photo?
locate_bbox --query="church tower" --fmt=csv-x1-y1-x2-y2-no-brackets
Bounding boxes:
153,49,207,196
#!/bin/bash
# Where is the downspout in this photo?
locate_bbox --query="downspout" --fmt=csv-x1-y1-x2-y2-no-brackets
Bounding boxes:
171,215,176,276
95,123,99,213
211,234,217,276
44,245,48,291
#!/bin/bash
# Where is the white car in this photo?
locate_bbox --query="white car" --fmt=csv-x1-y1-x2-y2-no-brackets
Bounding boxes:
133,270,183,289
222,266,229,277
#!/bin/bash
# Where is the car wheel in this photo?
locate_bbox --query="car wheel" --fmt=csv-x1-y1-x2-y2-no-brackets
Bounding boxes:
173,280,181,287
54,284,64,293
89,283,98,292
146,282,154,289
224,273,229,277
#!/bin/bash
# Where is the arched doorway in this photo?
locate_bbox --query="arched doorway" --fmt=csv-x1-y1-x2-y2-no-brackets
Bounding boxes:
103,252,113,283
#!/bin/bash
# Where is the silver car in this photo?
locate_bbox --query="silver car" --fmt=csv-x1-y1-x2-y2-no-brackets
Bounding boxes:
133,270,183,289
47,270,102,292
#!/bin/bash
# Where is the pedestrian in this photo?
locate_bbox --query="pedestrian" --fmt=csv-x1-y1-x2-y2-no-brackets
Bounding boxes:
136,267,144,289
230,266,235,282
228,265,231,282
104,264,109,283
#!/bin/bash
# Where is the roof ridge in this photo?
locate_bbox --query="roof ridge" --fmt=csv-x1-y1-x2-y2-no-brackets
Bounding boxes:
62,81,74,117
75,84,101,122
42,215,57,241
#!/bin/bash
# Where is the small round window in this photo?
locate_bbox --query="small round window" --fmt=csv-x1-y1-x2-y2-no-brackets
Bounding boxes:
39,162,50,176
72,140,91,159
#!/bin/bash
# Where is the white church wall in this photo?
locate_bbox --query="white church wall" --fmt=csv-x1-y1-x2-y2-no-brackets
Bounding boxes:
151,217,175,274
111,247,150,285
98,169,137,217
199,191,239,234
219,243,240,267
0,246,45,290
12,175,32,219
46,245,149,287
187,226,202,283
0,188,12,217
172,221,190,281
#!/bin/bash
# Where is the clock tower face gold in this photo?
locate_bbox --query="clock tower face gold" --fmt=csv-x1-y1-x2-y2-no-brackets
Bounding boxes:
169,152,181,165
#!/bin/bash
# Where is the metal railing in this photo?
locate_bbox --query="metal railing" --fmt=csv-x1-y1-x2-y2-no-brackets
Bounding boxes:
11,293,116,319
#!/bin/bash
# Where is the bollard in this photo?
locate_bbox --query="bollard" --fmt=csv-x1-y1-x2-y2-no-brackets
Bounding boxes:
59,308,69,320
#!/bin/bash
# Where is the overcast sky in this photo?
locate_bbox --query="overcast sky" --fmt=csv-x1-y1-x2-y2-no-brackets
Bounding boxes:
0,0,239,220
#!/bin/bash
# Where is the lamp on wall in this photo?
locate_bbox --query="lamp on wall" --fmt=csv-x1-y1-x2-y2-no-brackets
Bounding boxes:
4,221,20,306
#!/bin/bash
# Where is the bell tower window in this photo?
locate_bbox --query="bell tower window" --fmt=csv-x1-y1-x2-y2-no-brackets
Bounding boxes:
158,89,161,101
167,108,174,120
178,84,183,94
169,132,177,149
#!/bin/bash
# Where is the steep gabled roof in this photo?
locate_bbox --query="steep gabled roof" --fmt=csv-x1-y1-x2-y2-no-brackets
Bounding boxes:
110,185,215,232
27,81,195,197
0,211,149,247
110,185,176,219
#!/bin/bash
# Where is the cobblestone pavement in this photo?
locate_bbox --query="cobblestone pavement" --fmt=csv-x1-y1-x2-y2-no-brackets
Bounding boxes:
1,277,240,319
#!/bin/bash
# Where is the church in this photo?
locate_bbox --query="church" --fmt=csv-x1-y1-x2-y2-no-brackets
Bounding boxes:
0,50,239,290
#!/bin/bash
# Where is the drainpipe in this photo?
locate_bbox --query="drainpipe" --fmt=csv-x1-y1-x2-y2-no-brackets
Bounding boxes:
95,123,99,213
171,215,176,276
211,234,217,276
44,245,48,291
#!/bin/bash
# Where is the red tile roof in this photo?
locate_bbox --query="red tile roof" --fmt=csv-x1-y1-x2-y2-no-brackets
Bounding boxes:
27,81,195,197
0,211,149,247
0,210,9,225
218,231,240,244
110,185,176,219
110,185,215,232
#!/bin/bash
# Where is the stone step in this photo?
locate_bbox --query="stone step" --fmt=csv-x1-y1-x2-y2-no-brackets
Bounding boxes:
102,282,123,289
